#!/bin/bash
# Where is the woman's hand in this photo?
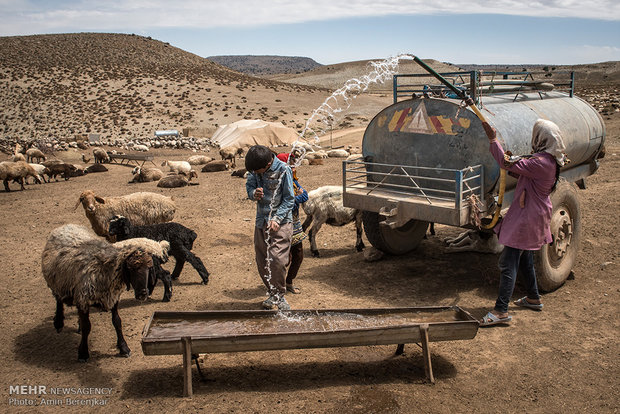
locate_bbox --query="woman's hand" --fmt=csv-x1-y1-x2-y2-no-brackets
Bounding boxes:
482,122,497,141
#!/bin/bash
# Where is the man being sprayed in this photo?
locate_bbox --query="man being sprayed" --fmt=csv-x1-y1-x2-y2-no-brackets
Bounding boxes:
245,145,295,310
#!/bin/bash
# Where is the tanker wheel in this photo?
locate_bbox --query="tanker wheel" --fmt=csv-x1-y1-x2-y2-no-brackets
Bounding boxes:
534,179,582,292
362,211,429,255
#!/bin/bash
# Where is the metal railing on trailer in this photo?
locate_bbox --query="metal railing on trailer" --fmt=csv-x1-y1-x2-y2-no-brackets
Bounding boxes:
342,160,486,227
392,70,575,104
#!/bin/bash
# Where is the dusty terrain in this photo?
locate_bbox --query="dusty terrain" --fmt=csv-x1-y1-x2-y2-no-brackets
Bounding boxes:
0,111,618,413
0,32,619,414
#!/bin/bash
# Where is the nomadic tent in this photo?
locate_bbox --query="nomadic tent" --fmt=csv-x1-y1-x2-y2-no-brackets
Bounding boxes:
211,119,299,150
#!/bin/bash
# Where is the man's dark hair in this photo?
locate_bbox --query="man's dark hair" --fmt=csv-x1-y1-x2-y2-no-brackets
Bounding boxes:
245,145,273,171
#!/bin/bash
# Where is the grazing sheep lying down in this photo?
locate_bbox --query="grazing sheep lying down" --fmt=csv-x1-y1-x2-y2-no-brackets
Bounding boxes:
157,171,199,188
42,224,169,361
187,155,214,165
444,230,503,254
84,164,108,174
109,215,209,302
302,185,365,257
161,160,191,175
201,160,230,172
129,166,163,183
75,190,176,239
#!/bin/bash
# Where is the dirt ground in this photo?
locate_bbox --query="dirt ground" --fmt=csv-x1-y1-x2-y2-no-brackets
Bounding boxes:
1,114,618,413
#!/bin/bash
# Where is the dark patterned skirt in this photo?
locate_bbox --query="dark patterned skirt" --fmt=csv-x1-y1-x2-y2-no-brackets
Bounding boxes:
291,218,307,246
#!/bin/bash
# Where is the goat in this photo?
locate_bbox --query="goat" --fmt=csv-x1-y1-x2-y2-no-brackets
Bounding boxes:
157,171,199,188
129,166,163,183
443,229,503,254
42,224,169,361
302,185,364,257
75,190,176,239
109,216,209,301
161,160,191,175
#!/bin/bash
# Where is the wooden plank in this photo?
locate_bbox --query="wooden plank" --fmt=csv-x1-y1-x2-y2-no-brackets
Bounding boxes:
419,324,435,383
182,337,193,398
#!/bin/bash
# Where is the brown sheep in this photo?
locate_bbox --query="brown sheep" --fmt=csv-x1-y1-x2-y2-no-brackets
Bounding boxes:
129,166,163,183
157,171,199,188
201,160,230,172
75,190,176,239
0,161,42,191
219,147,239,168
26,148,46,163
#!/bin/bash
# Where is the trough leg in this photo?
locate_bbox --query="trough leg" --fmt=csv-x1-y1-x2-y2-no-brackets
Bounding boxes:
395,344,405,355
419,323,434,383
182,337,193,397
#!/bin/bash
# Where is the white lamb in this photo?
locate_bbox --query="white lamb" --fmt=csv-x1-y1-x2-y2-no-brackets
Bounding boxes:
302,185,364,257
161,160,191,175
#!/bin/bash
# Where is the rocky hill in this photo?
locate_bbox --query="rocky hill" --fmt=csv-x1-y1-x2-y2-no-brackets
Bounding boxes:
207,55,322,76
0,33,328,148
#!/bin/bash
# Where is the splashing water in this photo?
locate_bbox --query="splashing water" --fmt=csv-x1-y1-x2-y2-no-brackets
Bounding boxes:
260,54,413,298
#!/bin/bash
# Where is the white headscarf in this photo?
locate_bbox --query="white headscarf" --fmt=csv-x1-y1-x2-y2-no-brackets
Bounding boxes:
531,119,567,166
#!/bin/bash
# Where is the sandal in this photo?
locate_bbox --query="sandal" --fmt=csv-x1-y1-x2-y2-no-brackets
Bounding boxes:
286,284,301,294
480,312,512,327
514,296,543,311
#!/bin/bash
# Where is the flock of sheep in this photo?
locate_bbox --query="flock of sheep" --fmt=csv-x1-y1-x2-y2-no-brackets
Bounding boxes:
2,140,370,361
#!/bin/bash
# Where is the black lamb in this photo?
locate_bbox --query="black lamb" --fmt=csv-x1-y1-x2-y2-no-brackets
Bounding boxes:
108,215,210,302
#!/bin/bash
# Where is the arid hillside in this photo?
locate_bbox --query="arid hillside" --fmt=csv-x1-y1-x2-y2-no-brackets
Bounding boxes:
0,33,335,144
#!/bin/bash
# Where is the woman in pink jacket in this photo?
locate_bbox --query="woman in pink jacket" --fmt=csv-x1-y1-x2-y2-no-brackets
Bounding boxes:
481,119,567,327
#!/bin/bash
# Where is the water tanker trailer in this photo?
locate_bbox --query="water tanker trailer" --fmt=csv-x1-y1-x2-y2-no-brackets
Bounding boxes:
342,59,605,291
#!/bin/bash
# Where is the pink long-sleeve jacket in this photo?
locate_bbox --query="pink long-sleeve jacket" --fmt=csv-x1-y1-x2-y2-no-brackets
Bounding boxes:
489,140,556,250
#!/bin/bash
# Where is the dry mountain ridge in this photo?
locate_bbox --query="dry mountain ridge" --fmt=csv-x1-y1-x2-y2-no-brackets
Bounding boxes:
207,55,322,76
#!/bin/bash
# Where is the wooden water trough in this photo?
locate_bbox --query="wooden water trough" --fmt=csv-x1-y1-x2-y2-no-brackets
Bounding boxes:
141,306,479,397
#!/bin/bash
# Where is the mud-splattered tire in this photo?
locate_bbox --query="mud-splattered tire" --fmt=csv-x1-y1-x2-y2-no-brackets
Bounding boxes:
535,179,582,292
362,211,428,255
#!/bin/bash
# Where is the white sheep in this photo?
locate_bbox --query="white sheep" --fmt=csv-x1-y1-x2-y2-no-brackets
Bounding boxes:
93,148,110,163
161,160,191,175
42,224,169,361
327,149,350,158
26,147,46,163
133,144,149,152
28,163,49,183
187,155,214,165
302,185,365,257
75,190,176,239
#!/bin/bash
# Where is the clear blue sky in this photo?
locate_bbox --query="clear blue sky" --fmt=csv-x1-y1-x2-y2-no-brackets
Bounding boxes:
1,1,619,65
